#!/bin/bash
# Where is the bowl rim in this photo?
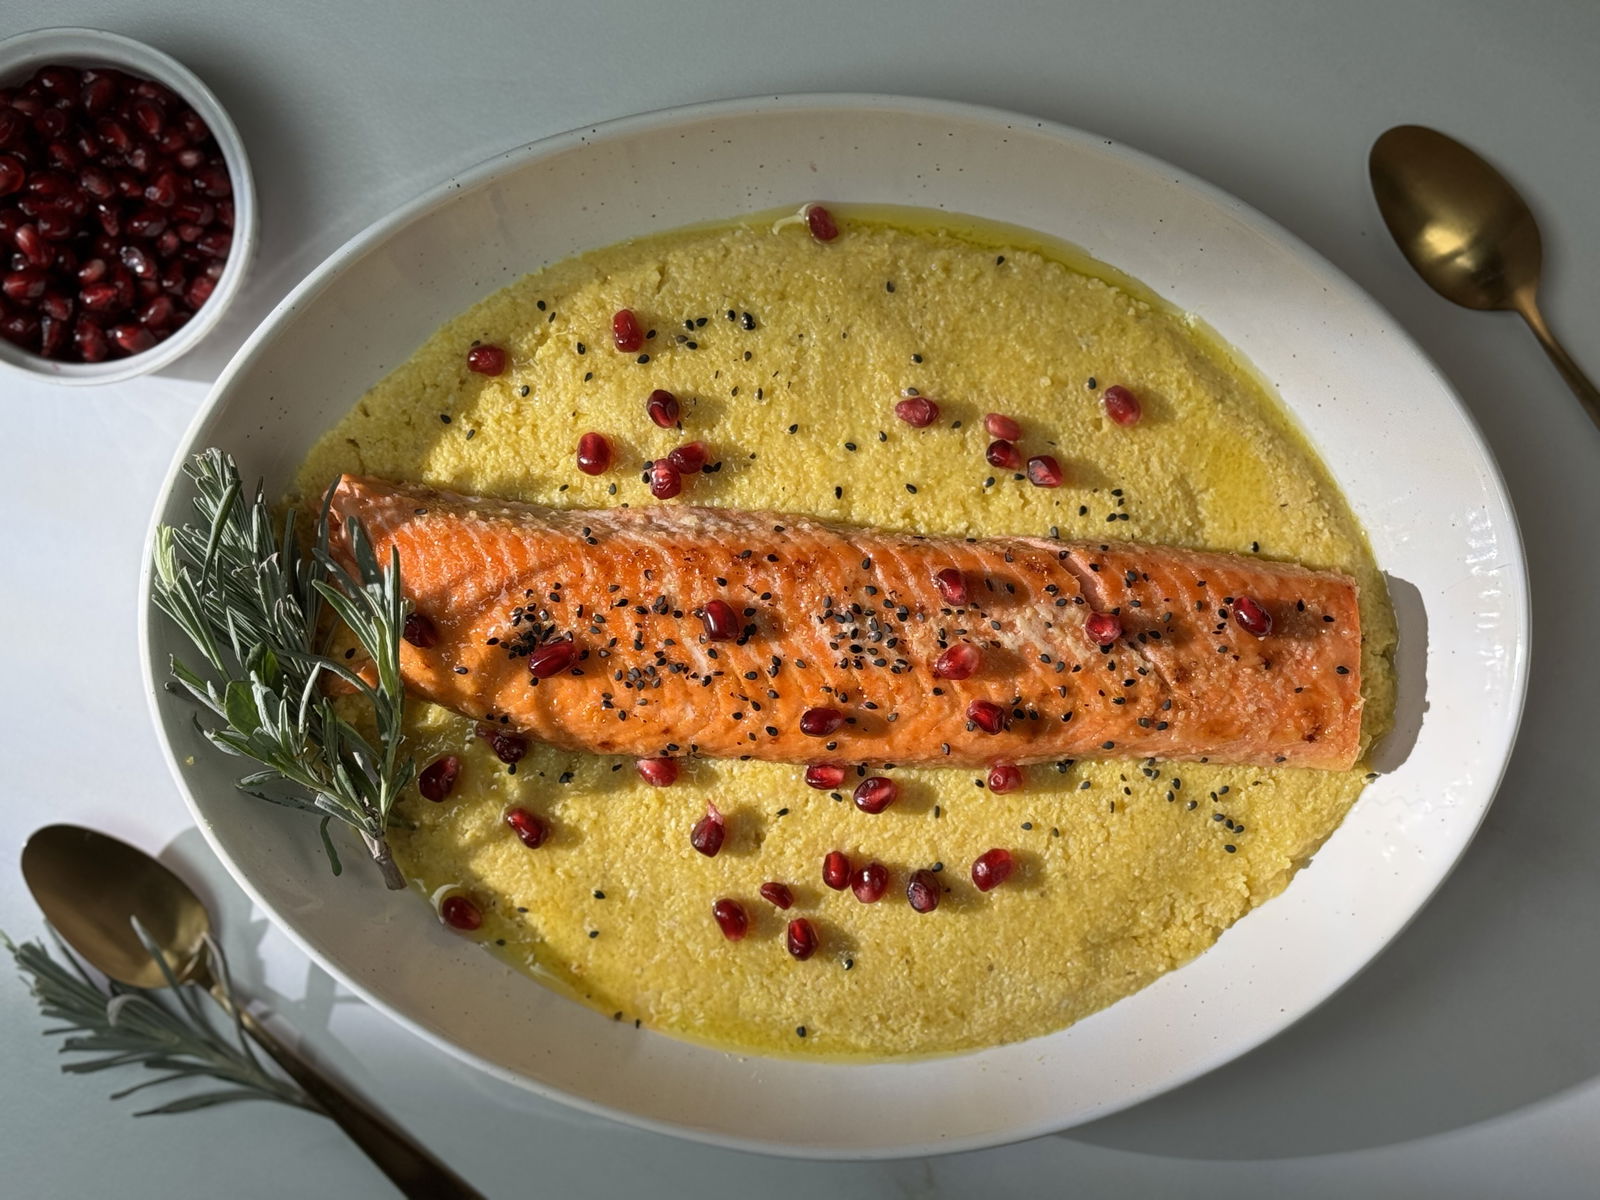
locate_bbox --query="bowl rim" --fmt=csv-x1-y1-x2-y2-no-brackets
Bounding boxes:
0,25,257,385
139,91,1531,1158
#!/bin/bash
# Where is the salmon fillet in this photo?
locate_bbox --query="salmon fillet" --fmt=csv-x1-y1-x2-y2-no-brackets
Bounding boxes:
328,475,1364,771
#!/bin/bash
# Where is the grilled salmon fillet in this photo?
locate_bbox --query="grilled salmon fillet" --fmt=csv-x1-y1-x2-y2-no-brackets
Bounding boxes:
328,475,1364,771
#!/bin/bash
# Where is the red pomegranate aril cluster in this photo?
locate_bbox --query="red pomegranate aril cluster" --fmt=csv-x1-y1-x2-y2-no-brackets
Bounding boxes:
1103,384,1142,426
646,388,680,428
804,203,838,242
402,611,438,648
0,65,235,362
894,394,939,427
440,894,483,931
635,756,679,786
966,699,1007,735
1084,611,1122,647
986,439,1022,470
698,598,739,641
786,917,819,959
800,706,844,737
986,762,1022,794
759,881,794,909
803,762,847,790
504,807,548,848
418,755,461,802
576,431,611,475
852,776,897,814
611,307,644,352
1026,454,1063,488
526,638,576,678
933,567,969,607
822,850,851,890
690,802,726,857
933,642,981,680
1232,595,1273,637
667,441,707,474
851,861,889,904
711,898,748,941
466,344,506,375
971,848,1015,892
984,413,1022,441
906,869,941,913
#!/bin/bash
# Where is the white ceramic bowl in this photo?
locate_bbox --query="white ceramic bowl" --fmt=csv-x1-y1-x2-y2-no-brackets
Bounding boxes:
141,95,1528,1157
0,27,257,385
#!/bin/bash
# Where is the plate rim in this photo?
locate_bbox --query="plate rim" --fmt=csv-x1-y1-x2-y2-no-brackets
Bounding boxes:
138,90,1531,1159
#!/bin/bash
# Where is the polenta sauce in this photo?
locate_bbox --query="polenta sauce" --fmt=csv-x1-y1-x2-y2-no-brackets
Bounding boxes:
294,206,1396,1059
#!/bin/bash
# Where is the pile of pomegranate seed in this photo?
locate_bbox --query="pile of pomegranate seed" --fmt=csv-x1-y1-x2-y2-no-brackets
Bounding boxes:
759,881,794,909
852,776,897,814
971,848,1015,892
576,431,611,475
402,611,438,648
690,802,725,857
1232,595,1273,637
439,894,482,931
0,65,235,362
418,755,460,802
786,917,819,959
711,898,748,941
504,807,548,848
906,869,941,913
894,394,939,427
698,599,739,641
803,203,838,242
799,706,844,737
526,638,576,678
851,861,889,904
1102,384,1142,426
466,344,505,375
803,762,847,790
933,567,968,607
986,762,1022,794
611,307,643,352
1084,611,1122,647
933,642,980,680
635,756,678,786
822,850,851,890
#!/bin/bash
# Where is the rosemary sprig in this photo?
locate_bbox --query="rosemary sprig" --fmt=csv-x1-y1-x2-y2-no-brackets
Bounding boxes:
4,926,315,1116
151,449,414,888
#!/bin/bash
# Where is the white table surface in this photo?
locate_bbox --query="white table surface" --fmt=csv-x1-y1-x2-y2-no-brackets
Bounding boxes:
4,1,1598,1195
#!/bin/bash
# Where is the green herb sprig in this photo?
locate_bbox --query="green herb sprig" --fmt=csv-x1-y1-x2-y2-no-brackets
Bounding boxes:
5,927,315,1116
151,449,413,888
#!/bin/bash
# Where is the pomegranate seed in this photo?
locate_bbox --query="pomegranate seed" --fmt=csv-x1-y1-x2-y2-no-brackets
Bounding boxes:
94,203,122,237
759,882,794,909
1026,455,1063,488
646,388,680,427
33,109,68,140
35,66,79,97
197,229,231,259
0,155,23,196
984,413,1022,440
800,707,844,737
967,699,1007,735
440,894,482,931
1103,384,1142,426
484,729,528,764
712,898,748,941
39,315,66,358
82,75,119,114
611,307,644,352
144,170,181,208
155,229,180,258
0,312,39,350
635,756,678,786
822,850,851,890
786,917,819,960
46,139,82,170
933,567,968,607
647,459,682,499
853,776,897,814
466,343,506,375
120,244,155,279
667,441,707,474
986,762,1022,793
2,268,46,301
698,599,739,641
972,848,1016,892
194,164,231,198
108,322,155,355
402,611,438,647
418,755,461,802
690,802,725,857
906,869,941,913
933,642,981,680
986,439,1021,469
526,638,576,678
852,861,889,903
0,111,23,150
175,222,202,245
36,209,76,241
1084,612,1122,646
184,274,215,310
894,395,939,427
576,431,611,475
803,763,847,790
505,807,547,848
131,97,165,138
16,224,52,266
1233,595,1273,637
40,291,73,321
804,203,839,242
73,317,107,361
80,281,119,311
172,197,214,224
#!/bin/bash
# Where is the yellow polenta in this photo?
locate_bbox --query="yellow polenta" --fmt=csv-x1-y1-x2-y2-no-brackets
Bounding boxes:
294,211,1396,1059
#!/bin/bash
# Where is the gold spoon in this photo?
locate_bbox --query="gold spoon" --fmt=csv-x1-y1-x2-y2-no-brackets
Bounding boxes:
1369,123,1600,430
20,824,483,1200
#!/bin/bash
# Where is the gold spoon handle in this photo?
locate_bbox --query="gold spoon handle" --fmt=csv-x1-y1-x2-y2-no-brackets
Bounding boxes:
1515,294,1600,430
227,999,485,1199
